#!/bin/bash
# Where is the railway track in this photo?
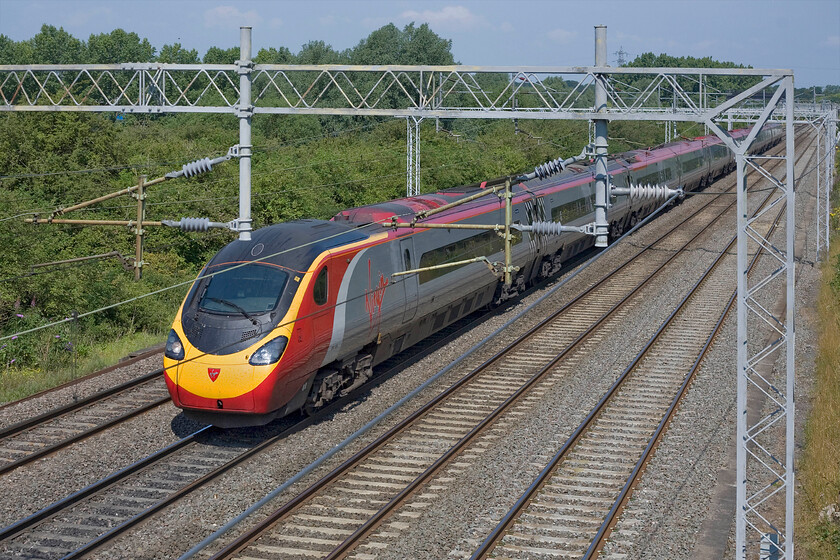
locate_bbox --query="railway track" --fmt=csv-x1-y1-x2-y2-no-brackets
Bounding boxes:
0,233,564,486
0,291,524,559
195,134,809,560
0,132,808,559
471,169,791,559
0,369,168,476
470,135,812,559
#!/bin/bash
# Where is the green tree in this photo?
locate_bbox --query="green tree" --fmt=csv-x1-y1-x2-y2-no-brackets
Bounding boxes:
86,29,155,63
350,23,454,65
625,52,760,97
400,23,455,65
30,24,84,64
0,34,34,64
347,23,455,112
350,23,402,65
295,40,346,64
255,46,294,64
157,43,199,64
203,46,238,64
253,45,308,139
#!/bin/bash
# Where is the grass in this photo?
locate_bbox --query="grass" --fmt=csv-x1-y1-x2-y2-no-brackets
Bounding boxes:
796,186,840,557
0,330,164,403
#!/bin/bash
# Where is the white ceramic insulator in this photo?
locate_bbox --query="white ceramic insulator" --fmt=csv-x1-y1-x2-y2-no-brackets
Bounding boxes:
178,217,211,232
181,158,213,178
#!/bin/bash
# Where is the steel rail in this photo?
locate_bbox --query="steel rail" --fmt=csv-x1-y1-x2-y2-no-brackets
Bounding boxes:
0,367,162,437
322,183,791,559
0,393,170,476
0,345,163,413
204,137,788,559
584,129,812,559
0,427,210,541
55,303,501,559
470,133,810,560
5,133,799,558
330,134,807,560
585,199,787,560
0,296,504,558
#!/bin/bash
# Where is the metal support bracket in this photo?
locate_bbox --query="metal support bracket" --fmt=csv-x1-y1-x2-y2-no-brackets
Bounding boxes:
235,59,254,74
234,105,254,118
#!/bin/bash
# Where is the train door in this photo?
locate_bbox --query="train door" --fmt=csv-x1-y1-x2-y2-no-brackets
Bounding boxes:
399,237,418,324
310,263,333,350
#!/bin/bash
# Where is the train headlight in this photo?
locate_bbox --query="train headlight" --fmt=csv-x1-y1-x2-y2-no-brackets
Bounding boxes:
249,336,288,366
165,329,185,360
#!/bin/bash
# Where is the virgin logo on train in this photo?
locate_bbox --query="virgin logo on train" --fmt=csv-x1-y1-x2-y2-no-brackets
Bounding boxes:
207,368,220,382
365,260,389,329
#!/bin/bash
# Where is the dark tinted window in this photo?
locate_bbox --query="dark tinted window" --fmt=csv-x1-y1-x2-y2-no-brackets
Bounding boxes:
634,171,660,185
418,230,521,284
681,156,704,173
552,198,589,223
313,267,328,305
711,144,729,159
199,263,289,314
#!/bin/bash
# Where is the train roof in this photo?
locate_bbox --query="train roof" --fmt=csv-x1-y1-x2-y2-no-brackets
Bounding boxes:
330,125,766,226
208,219,370,273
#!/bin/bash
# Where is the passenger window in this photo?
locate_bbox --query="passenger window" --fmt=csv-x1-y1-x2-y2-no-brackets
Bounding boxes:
313,267,328,305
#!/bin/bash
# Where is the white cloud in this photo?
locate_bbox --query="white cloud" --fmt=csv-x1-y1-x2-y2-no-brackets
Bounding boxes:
547,28,577,45
824,35,840,47
204,6,263,29
399,5,483,30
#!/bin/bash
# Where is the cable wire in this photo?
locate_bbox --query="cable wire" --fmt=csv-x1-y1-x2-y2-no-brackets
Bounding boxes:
0,208,413,342
4,124,827,342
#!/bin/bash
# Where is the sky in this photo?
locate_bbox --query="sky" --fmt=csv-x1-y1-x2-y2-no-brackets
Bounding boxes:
0,0,838,88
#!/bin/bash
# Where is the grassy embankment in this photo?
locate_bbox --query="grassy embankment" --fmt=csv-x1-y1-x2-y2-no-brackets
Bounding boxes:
796,152,840,558
0,331,163,403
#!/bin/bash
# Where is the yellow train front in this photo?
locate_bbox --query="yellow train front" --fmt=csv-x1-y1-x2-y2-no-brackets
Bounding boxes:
163,220,372,428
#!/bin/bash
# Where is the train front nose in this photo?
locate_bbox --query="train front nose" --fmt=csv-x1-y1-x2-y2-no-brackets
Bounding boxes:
175,350,256,412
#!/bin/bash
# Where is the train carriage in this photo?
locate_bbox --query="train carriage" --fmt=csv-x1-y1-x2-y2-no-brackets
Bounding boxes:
163,125,781,427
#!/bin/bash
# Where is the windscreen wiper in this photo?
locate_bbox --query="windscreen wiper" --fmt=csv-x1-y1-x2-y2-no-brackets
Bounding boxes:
207,297,259,326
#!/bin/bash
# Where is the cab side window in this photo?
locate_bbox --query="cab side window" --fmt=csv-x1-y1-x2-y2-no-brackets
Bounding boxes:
313,267,328,305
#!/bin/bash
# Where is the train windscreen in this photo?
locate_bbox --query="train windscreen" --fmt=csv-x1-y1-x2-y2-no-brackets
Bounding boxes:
198,263,289,315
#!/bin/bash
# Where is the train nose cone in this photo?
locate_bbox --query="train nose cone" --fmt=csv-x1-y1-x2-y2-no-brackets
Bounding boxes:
176,352,256,412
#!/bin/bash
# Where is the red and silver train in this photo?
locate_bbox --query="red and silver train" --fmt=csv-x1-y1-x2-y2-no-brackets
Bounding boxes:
163,126,781,427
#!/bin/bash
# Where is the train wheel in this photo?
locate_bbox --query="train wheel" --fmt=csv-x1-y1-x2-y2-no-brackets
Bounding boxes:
609,221,624,242
303,368,341,415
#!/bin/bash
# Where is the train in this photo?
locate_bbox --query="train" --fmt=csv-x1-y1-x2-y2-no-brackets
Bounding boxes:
163,125,782,427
